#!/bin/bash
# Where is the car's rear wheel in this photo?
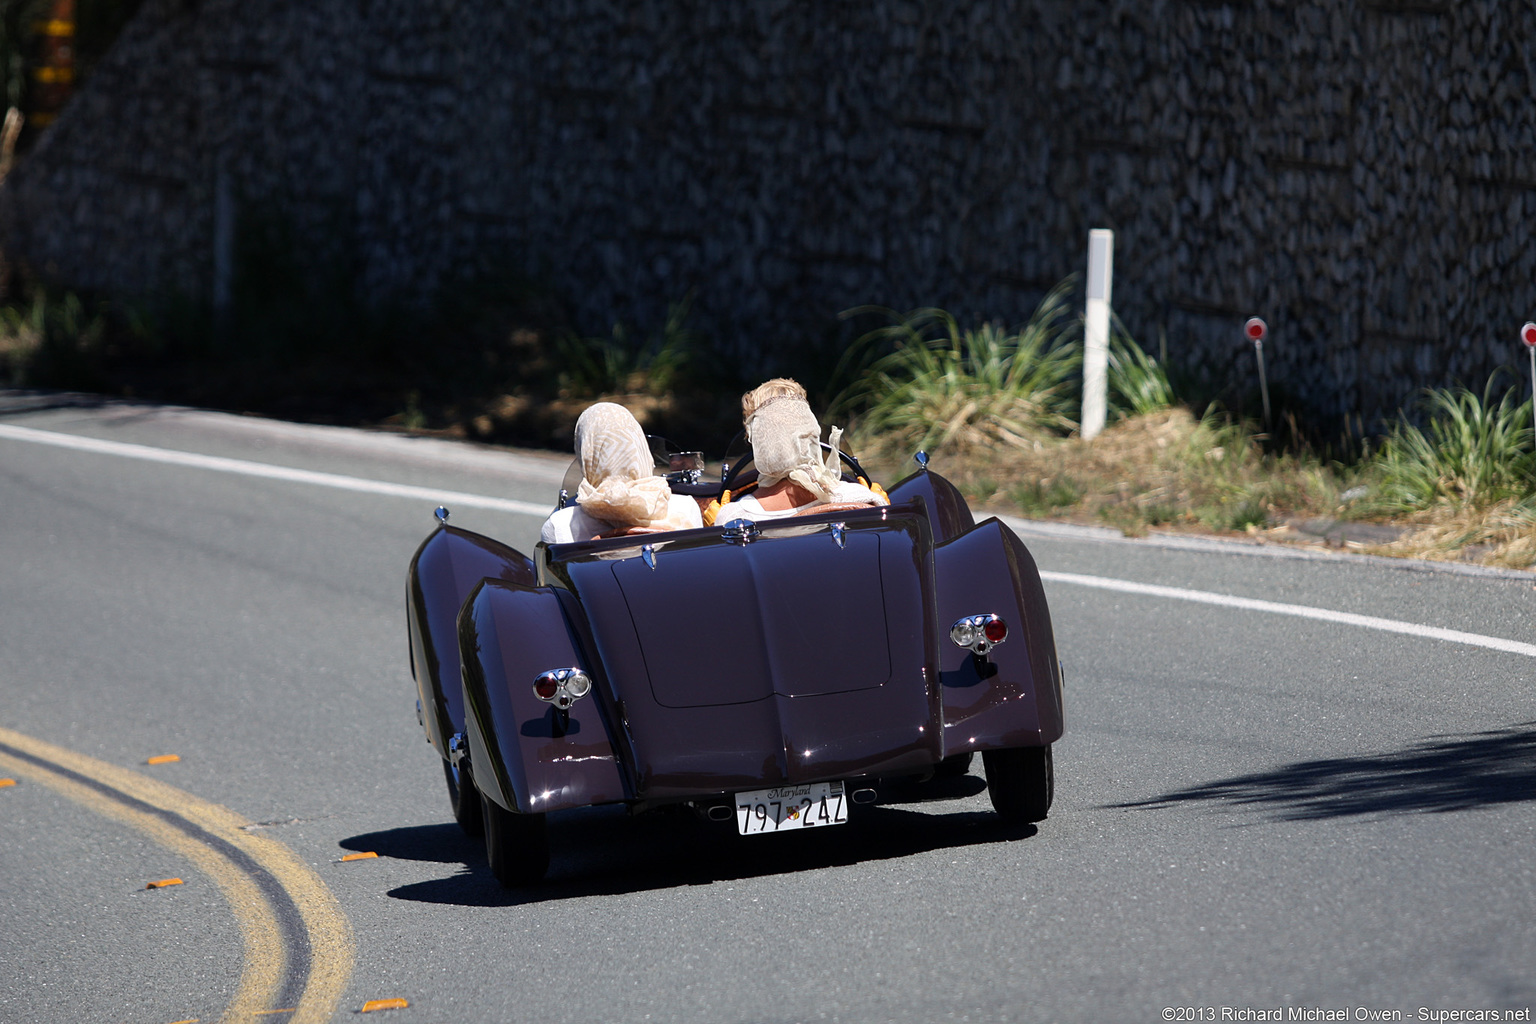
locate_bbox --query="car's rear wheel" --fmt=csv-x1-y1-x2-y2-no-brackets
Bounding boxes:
982,745,1053,822
442,759,484,837
481,793,549,887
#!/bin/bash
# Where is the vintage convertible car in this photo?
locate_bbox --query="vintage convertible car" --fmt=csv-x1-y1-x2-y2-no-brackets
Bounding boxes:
406,441,1064,887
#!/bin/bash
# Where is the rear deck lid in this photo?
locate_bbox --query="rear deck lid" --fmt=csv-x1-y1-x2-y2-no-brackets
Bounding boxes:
554,506,934,709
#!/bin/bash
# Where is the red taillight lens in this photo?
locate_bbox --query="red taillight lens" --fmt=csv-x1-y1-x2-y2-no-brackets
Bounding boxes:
533,668,593,708
950,614,1007,654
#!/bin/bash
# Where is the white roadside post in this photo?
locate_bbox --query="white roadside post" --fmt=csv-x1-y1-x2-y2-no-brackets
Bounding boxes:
1081,229,1114,440
1523,322,1536,442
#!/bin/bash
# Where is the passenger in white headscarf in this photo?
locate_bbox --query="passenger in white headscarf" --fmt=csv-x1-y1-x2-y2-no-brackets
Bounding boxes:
714,379,884,524
541,402,703,543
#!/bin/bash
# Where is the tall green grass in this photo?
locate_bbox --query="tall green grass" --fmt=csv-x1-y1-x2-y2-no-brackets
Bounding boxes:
831,277,1175,457
0,288,111,388
554,296,700,399
1107,317,1175,419
832,279,1082,455
1372,378,1535,511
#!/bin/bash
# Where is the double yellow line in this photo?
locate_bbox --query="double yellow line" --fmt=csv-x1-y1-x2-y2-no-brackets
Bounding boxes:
0,727,354,1024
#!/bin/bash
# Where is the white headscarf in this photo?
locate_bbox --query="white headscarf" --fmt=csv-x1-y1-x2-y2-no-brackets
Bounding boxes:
745,395,842,502
573,403,679,529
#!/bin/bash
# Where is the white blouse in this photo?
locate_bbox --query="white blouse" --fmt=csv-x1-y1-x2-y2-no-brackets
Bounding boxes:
541,494,703,544
714,481,883,524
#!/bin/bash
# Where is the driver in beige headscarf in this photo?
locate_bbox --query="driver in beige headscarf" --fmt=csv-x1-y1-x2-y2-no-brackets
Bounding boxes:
541,402,703,543
713,379,884,523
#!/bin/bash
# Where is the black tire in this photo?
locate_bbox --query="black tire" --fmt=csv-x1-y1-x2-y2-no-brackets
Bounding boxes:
933,751,974,779
481,792,550,888
442,759,484,838
982,745,1053,823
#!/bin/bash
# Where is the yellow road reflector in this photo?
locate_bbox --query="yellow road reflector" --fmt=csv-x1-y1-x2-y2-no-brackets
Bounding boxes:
360,998,409,1012
339,851,378,862
146,877,185,889
147,754,181,765
166,1019,200,1023
32,18,75,36
32,66,74,84
0,778,16,787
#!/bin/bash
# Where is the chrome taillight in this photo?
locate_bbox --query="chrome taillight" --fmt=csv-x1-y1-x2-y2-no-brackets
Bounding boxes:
532,668,593,709
950,614,1008,656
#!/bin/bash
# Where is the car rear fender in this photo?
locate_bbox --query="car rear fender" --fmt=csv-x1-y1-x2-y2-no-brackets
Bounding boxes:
458,577,629,815
406,525,535,755
933,518,1064,753
884,467,975,544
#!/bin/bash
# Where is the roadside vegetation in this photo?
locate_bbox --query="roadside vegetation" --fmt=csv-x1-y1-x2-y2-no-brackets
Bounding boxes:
0,272,743,447
1,271,1531,570
829,281,1535,570
832,286,1352,538
1359,380,1536,568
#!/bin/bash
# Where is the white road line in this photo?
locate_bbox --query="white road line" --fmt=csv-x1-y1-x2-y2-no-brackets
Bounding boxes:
1040,569,1536,658
7,421,1529,658
1001,512,1536,583
0,422,554,517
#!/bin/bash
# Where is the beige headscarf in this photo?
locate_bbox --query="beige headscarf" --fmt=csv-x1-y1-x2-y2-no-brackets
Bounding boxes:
573,403,681,529
745,395,842,502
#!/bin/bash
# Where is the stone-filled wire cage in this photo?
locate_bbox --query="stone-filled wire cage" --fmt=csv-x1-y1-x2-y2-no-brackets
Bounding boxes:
1,0,1533,431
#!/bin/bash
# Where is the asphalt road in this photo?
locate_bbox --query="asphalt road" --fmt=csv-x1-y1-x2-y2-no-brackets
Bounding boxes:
1,392,1533,1024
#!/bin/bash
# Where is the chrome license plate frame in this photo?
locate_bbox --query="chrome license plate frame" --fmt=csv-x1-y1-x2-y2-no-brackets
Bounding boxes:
735,781,848,835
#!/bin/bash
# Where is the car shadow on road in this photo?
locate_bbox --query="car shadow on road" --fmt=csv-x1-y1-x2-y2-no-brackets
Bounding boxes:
340,779,1030,907
1113,721,1536,821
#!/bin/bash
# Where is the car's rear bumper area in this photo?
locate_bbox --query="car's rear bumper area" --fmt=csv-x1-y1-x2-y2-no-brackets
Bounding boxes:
624,681,944,800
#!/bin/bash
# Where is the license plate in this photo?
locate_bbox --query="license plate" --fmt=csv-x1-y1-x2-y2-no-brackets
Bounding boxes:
735,781,848,835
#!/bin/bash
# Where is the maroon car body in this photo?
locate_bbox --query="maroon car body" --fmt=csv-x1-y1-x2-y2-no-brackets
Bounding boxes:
406,462,1064,886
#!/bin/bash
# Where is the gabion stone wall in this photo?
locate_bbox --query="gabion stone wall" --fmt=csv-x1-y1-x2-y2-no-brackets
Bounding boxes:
2,0,1533,426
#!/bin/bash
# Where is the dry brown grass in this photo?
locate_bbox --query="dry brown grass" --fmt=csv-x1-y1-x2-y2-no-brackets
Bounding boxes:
862,407,1536,570
860,407,1521,571
1362,502,1536,569
862,407,1348,537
